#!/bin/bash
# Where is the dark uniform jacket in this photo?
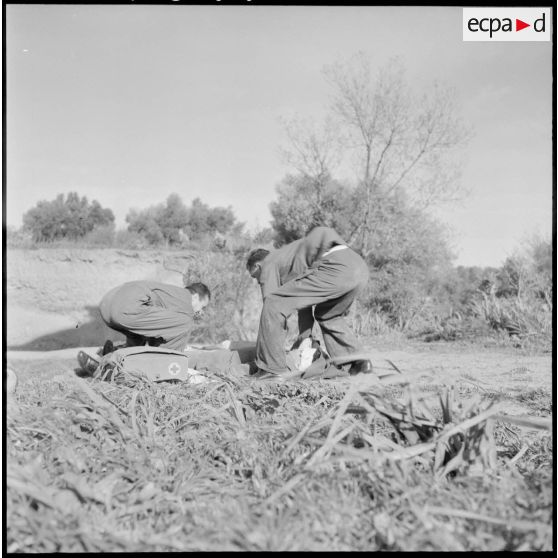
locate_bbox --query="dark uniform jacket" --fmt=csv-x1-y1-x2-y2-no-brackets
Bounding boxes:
99,280,195,351
257,226,346,299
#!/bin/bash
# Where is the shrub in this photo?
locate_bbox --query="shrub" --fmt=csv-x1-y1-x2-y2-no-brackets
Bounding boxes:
179,250,262,342
22,192,114,242
125,194,242,247
112,229,146,249
471,291,552,350
467,235,552,349
81,224,116,247
5,227,34,249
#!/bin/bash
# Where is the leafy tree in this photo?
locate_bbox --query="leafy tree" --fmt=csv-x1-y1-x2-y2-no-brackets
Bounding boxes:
269,175,456,329
126,205,165,245
269,174,356,245
88,200,115,230
270,176,452,271
184,198,237,240
159,193,189,245
358,193,455,328
125,194,240,246
22,192,115,241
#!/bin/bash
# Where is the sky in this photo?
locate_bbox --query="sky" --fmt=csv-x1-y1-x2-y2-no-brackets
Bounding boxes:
5,4,554,267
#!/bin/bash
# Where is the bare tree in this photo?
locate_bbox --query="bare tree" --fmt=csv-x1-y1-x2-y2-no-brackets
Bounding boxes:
322,53,471,251
277,53,470,256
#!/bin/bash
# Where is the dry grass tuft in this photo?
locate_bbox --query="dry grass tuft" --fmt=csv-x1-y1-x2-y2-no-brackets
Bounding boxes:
6,357,553,552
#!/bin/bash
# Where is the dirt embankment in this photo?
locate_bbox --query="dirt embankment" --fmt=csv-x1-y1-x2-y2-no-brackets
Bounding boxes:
6,249,194,349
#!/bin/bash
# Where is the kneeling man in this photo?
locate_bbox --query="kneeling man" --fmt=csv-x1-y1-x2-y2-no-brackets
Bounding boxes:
99,280,210,352
246,226,371,377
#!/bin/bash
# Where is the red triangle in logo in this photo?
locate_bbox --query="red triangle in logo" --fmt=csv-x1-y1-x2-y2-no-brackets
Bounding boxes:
516,19,530,31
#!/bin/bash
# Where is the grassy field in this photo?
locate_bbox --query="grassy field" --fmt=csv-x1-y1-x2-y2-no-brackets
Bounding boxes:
6,347,553,552
5,248,553,551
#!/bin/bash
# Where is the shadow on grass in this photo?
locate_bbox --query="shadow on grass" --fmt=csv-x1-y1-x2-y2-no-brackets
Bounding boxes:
7,305,125,352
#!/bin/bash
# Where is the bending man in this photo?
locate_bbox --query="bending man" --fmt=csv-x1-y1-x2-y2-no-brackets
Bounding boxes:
99,280,210,352
246,226,371,377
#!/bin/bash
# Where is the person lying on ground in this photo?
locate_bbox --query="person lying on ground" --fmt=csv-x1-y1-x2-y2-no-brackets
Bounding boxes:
246,226,372,378
99,280,210,353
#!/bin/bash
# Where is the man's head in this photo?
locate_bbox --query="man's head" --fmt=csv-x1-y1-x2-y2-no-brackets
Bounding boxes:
186,282,211,314
246,248,270,280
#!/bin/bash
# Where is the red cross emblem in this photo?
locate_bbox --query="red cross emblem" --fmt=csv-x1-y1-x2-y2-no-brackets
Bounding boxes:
168,362,181,376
